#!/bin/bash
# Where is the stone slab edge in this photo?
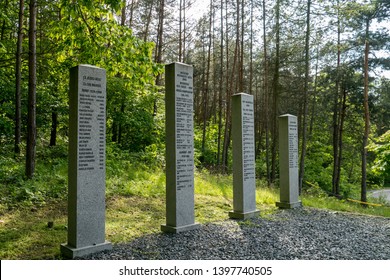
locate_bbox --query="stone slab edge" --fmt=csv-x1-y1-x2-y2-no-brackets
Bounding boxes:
60,241,112,259
229,210,260,220
161,223,201,233
275,201,302,209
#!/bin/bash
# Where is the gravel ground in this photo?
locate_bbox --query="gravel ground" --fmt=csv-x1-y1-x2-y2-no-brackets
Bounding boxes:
80,208,390,260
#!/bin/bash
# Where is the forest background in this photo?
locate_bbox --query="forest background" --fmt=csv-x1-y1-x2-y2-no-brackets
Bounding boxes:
1,0,390,208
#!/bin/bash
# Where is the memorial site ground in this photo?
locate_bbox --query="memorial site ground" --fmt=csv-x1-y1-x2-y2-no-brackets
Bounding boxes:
0,143,389,260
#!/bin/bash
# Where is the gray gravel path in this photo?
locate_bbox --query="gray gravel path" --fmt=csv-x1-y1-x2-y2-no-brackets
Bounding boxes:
80,208,390,260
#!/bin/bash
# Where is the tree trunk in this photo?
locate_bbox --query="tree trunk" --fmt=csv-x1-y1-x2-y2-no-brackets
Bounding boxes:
143,2,153,42
263,0,270,185
221,0,232,172
223,0,241,169
252,0,261,162
201,1,213,160
217,0,224,167
129,0,135,28
183,0,186,62
236,0,241,93
198,23,206,126
155,0,164,66
271,0,280,183
153,0,164,116
15,0,24,155
336,87,347,196
26,0,37,179
1,0,8,40
238,0,244,92
121,0,126,26
179,0,183,62
50,108,57,146
118,101,125,145
211,10,217,123
112,115,118,143
298,0,311,193
332,3,342,196
249,0,253,96
361,34,370,204
309,46,319,137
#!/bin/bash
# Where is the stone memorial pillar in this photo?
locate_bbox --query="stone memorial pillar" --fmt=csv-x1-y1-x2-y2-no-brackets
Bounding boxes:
161,63,199,233
229,93,260,219
161,62,200,233
61,65,112,258
276,114,302,209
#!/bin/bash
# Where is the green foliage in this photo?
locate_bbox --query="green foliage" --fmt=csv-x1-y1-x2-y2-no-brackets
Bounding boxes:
302,64,377,198
0,0,164,160
372,78,390,135
368,130,390,184
0,67,19,144
303,126,334,193
105,143,165,197
50,1,162,80
0,144,68,208
0,140,168,209
194,122,221,167
45,0,163,153
139,143,165,167
0,99,14,144
107,77,164,152
255,147,273,181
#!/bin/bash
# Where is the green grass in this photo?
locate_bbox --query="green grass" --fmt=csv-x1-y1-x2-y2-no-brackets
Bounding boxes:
302,195,390,217
0,202,67,260
1,145,390,259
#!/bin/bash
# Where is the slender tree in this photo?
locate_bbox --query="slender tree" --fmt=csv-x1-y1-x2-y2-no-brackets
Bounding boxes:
201,1,213,159
153,0,165,118
155,0,165,67
332,0,343,197
121,0,126,26
222,0,233,171
249,0,253,96
361,24,370,204
15,0,24,155
1,0,9,40
238,0,244,92
337,83,348,195
357,1,389,203
26,0,37,178
143,1,154,42
271,0,280,183
129,0,135,28
298,0,311,193
179,0,183,62
217,0,224,168
263,0,270,184
309,40,320,137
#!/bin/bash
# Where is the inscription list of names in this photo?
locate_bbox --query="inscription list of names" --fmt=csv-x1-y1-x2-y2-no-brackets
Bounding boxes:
288,119,298,169
175,69,194,191
242,97,255,183
78,75,105,171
